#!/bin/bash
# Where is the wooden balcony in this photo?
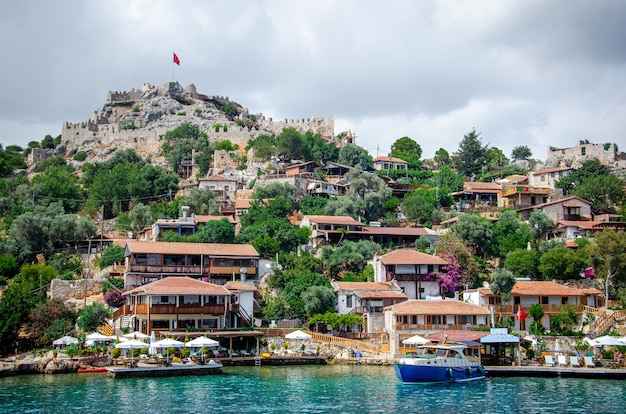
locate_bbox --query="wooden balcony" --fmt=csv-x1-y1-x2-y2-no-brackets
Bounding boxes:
129,265,203,274
496,304,584,314
394,323,488,331
116,303,226,316
500,186,550,197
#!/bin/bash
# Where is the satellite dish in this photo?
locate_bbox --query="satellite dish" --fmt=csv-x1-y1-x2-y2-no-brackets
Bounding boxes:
483,281,490,288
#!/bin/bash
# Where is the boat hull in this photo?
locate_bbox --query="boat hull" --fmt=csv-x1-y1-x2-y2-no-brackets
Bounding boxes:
394,364,487,383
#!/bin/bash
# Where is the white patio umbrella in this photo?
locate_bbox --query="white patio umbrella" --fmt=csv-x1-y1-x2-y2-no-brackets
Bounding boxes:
52,335,79,346
185,336,219,363
593,336,626,347
86,332,114,348
123,331,151,341
151,338,185,364
285,330,312,340
115,339,149,367
403,334,431,346
86,332,113,342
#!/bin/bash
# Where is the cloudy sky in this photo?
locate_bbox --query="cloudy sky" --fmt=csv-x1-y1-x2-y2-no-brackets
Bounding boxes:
1,0,625,161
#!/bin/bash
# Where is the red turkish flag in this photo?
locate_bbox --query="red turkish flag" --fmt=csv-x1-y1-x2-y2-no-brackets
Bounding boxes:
173,53,180,66
517,306,528,321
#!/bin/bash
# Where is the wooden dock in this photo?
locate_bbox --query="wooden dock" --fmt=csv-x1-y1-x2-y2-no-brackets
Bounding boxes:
107,362,223,379
486,365,626,379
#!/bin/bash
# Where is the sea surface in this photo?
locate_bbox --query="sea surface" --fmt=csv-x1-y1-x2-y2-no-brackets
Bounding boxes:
1,365,624,413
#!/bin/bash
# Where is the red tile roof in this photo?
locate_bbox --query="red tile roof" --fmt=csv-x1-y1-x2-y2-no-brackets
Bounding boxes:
125,276,231,296
364,227,431,236
557,220,602,229
532,167,573,175
517,196,591,212
388,299,490,315
381,249,448,266
199,175,238,182
224,281,257,291
480,281,589,296
373,156,408,164
195,215,236,224
426,330,490,342
124,241,259,257
303,215,364,226
463,182,501,193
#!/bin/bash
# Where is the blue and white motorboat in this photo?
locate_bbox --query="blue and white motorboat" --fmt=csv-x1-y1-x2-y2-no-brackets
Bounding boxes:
394,342,487,383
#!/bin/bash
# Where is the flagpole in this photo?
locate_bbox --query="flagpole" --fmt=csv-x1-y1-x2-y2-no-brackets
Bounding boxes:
173,52,175,81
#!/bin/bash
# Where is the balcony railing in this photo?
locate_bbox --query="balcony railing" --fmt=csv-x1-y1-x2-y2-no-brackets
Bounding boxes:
500,186,551,197
493,304,584,314
394,323,488,331
127,265,257,277
116,303,226,316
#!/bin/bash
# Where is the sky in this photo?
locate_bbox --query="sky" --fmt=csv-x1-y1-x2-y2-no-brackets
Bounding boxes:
1,0,625,162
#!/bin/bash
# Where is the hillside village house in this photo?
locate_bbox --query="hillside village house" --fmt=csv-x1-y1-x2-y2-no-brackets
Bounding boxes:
462,280,603,331
300,216,435,249
372,156,408,172
372,249,448,300
517,196,592,222
498,184,551,209
452,182,501,212
383,299,490,356
123,241,259,289
332,281,407,334
528,167,573,189
115,276,233,334
139,207,236,241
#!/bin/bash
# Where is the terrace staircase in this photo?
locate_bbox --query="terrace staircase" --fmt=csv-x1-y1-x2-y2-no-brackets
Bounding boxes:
584,306,626,336
99,323,114,337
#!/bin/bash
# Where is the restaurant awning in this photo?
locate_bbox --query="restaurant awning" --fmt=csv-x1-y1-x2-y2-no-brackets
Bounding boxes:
480,328,520,344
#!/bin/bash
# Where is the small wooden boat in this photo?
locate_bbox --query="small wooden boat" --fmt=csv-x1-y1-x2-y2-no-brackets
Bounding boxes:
78,367,109,374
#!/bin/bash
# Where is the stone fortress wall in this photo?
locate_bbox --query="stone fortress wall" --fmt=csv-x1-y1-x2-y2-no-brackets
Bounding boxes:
546,140,626,178
61,82,337,159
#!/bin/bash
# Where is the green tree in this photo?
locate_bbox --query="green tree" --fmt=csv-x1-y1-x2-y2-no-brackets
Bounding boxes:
511,145,532,161
573,174,625,215
77,303,111,333
504,249,540,279
32,165,83,213
538,247,587,280
302,285,337,317
587,229,626,308
490,268,517,322
300,196,328,215
337,144,373,169
100,245,125,269
555,159,608,195
529,303,545,335
453,129,489,178
176,188,219,216
283,273,331,317
433,148,450,168
528,209,555,243
451,214,493,255
277,128,308,160
390,136,422,169
246,134,277,160
161,122,211,173
194,219,235,243
128,203,152,234
25,299,78,348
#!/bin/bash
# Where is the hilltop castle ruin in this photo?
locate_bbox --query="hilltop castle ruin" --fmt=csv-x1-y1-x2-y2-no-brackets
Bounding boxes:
59,81,340,162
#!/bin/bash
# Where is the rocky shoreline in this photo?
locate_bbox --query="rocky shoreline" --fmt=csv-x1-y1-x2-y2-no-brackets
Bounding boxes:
0,352,111,377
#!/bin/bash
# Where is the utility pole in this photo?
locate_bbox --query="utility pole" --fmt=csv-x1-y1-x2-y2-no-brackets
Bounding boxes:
85,238,91,308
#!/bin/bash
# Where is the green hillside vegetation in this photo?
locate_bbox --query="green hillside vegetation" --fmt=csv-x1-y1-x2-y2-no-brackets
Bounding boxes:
0,125,625,355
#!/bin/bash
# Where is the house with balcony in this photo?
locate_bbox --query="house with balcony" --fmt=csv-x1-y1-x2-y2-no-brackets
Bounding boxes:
528,167,573,189
300,216,435,249
451,182,501,211
383,299,490,356
123,241,259,289
332,281,408,333
373,156,408,172
115,276,233,334
284,161,320,177
372,249,448,300
498,185,551,209
145,209,236,241
462,280,603,331
300,215,366,248
516,196,592,222
224,280,258,328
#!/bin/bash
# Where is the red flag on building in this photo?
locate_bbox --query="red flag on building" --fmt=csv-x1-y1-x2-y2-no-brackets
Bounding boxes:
173,53,180,66
516,306,528,321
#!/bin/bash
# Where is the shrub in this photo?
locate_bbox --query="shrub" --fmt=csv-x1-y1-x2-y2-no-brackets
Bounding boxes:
73,151,88,161
177,112,186,116
103,289,126,308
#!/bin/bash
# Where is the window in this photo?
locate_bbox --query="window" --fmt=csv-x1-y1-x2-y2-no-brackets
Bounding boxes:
581,147,586,155
346,295,353,308
428,315,442,324
152,320,169,329
541,296,549,305
561,297,568,305
160,296,170,304
541,175,545,182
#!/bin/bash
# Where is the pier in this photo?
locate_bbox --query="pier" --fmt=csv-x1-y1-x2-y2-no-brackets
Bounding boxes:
486,365,626,379
107,362,223,379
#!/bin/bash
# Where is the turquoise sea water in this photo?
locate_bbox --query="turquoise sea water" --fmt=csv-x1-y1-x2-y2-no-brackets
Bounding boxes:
1,365,625,413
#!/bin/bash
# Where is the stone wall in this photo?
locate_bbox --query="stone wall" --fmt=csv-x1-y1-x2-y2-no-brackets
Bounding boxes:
50,278,105,302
